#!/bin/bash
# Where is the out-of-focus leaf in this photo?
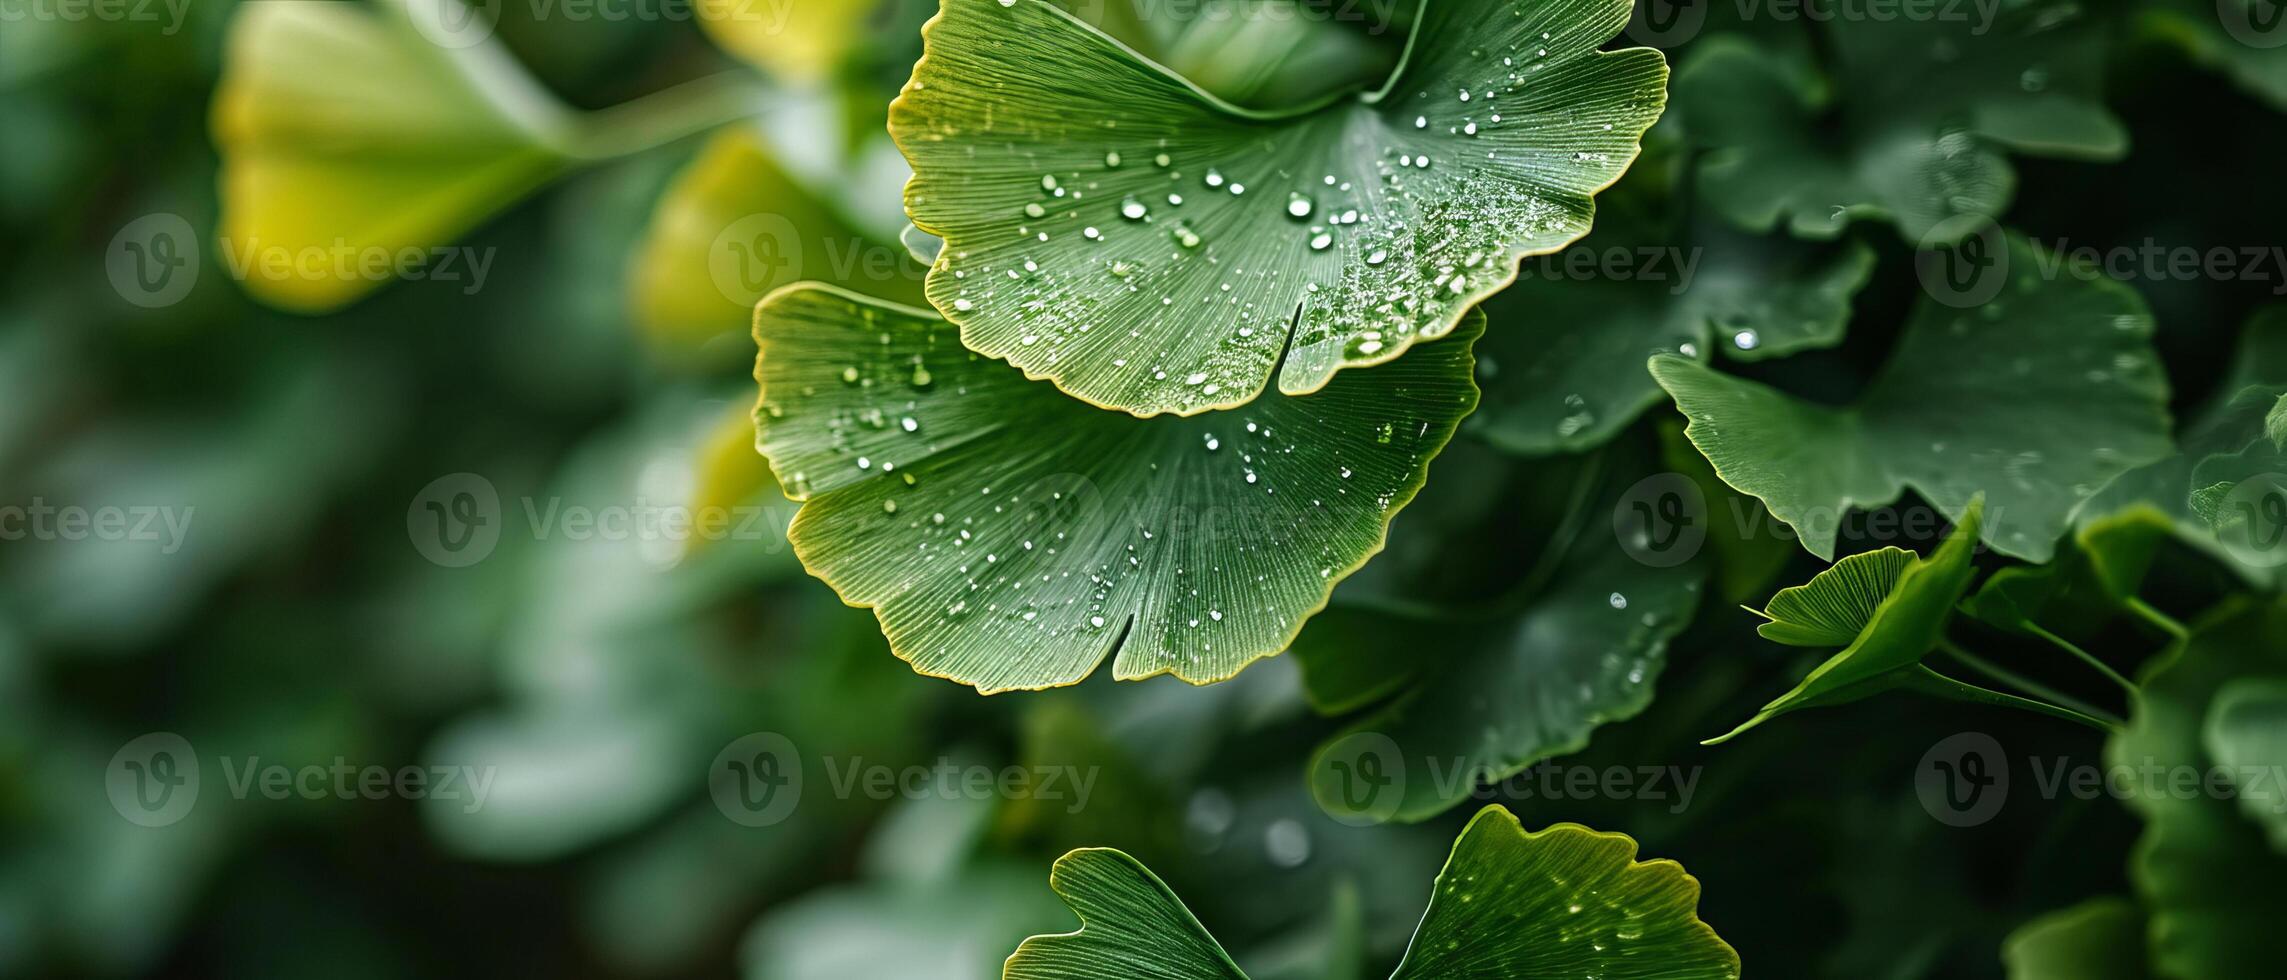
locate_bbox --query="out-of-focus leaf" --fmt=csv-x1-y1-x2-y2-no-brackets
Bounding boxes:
1653,233,2172,561
1005,806,1740,979
2109,598,2287,978
752,285,1479,692
699,0,878,84
891,0,1667,415
2138,1,2287,112
2202,678,2287,852
1675,5,2123,242
1473,209,1874,455
2000,897,2149,980
631,125,926,359
1707,499,1982,744
744,861,1071,980
1962,507,2171,636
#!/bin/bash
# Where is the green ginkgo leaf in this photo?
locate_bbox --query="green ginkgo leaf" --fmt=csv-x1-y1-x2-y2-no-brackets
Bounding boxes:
1472,205,1875,455
1962,507,2171,637
2203,678,2287,852
2139,0,2287,113
1006,806,1740,980
214,0,754,312
1652,233,2173,562
1296,469,1706,823
1674,4,2123,242
890,0,1668,416
752,285,1478,692
1750,546,1914,647
1707,498,1983,745
2001,897,2150,980
2109,598,2287,979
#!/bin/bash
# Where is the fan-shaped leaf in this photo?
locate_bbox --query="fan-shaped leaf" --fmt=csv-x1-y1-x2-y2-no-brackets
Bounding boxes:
1752,546,1913,647
1005,806,1740,980
1962,507,2171,636
1674,5,2123,242
1707,499,1983,744
2203,678,2287,852
753,285,1478,692
1652,232,2172,561
891,0,1668,415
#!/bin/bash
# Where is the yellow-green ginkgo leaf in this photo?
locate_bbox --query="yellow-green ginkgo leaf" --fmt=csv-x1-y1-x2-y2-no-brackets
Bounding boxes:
1750,546,1915,647
631,125,927,358
752,284,1478,692
1004,806,1740,980
215,0,754,313
890,0,1668,416
698,0,879,84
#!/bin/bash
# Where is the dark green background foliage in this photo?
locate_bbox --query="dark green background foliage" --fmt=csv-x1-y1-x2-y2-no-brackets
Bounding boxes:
5,0,2284,977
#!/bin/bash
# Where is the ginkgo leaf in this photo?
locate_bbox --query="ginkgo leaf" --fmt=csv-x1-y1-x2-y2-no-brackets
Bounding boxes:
2001,897,2150,980
631,125,927,358
2110,598,2287,979
1472,204,1875,455
1005,806,1740,980
697,0,880,84
752,284,1478,692
2203,678,2287,852
1962,507,2171,637
1652,232,2173,562
890,0,1668,416
1707,499,1983,745
1751,546,1914,647
214,0,755,313
1674,5,2124,242
1297,463,1706,823
2139,0,2287,113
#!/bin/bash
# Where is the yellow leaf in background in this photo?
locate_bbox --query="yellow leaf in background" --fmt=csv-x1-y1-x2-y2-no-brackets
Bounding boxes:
212,0,575,313
629,126,926,359
684,396,781,558
696,0,878,84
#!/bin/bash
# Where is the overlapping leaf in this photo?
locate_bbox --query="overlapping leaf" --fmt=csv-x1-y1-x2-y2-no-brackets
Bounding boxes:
1674,3,2124,242
2109,598,2287,978
753,285,1478,692
2137,0,2287,112
1005,806,1740,979
1653,233,2172,561
1472,206,1874,455
1708,499,1983,744
1963,508,2171,637
2001,897,2150,980
891,0,1668,415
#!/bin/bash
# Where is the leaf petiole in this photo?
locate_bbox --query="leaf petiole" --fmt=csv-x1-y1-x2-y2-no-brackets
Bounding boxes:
1905,663,2124,734
2124,597,2189,641
2022,622,2138,696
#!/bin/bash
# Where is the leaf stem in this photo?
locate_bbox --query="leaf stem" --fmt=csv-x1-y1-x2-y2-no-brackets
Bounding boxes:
564,71,766,162
2022,623,2137,695
1902,666,2123,734
1935,640,2121,728
2124,597,2188,641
